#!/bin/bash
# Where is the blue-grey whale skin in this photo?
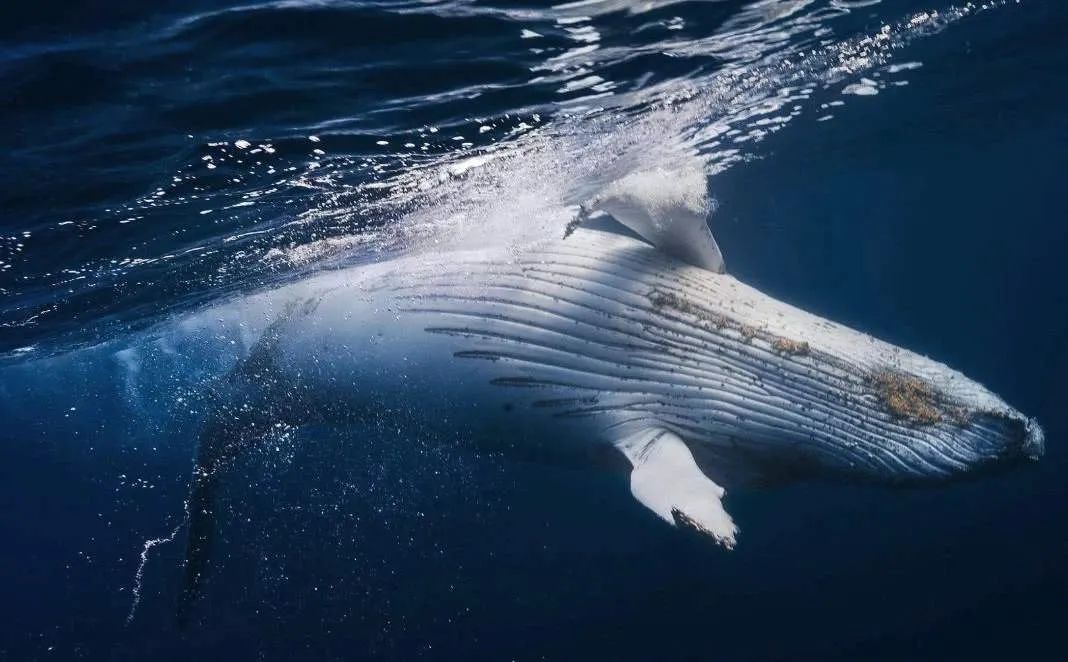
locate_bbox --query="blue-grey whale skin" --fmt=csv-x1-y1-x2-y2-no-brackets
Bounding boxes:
176,224,1043,615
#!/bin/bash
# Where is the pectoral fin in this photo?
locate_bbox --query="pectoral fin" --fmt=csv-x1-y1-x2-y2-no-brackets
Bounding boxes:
614,428,738,548
582,165,725,273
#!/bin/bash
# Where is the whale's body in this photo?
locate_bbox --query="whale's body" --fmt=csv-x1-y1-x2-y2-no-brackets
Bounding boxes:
177,193,1043,614
253,229,1033,477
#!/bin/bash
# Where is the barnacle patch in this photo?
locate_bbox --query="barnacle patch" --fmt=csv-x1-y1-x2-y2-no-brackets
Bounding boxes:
772,338,810,355
872,369,948,425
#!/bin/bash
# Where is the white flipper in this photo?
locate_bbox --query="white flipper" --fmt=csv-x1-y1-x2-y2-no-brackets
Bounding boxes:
582,166,725,273
615,428,738,548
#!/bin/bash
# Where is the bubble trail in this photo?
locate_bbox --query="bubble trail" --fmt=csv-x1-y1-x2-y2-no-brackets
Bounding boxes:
125,498,190,625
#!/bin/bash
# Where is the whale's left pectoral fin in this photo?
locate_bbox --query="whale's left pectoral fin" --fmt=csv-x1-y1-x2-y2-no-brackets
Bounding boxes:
579,164,725,273
614,428,738,548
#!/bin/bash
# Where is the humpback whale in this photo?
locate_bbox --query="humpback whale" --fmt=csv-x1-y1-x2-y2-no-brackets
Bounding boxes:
177,168,1044,616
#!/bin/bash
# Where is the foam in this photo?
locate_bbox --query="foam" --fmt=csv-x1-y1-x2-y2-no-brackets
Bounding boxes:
6,0,1025,361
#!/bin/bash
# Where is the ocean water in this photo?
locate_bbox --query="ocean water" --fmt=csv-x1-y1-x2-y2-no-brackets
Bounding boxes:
2,0,1066,659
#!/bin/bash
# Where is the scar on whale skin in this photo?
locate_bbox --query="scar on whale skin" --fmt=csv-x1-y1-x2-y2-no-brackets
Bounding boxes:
648,289,799,349
649,289,758,338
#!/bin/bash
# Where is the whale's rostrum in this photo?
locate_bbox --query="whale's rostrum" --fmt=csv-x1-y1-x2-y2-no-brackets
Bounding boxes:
175,168,1043,618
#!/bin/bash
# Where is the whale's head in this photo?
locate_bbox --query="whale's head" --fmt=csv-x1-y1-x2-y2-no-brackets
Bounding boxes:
741,328,1046,483
646,278,1043,484
832,356,1045,481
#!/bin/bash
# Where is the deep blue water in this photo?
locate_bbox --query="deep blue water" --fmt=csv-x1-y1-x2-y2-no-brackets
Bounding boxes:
2,1,1066,659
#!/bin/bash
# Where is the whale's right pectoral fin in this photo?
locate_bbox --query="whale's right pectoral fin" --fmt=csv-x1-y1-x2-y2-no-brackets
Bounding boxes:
614,428,738,549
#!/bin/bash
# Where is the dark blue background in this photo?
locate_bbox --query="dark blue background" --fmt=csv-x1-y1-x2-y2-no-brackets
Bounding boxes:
2,1,1065,660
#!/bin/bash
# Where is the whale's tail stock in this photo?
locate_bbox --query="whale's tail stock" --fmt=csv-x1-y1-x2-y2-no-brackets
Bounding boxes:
178,342,301,623
177,461,215,626
177,402,280,626
175,299,320,625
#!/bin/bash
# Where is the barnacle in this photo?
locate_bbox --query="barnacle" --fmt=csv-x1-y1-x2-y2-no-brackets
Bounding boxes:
872,369,943,425
772,338,810,355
